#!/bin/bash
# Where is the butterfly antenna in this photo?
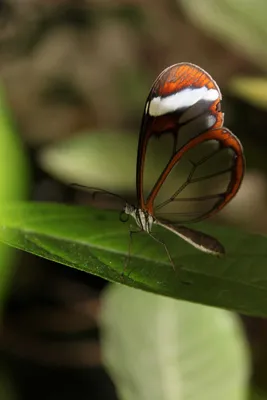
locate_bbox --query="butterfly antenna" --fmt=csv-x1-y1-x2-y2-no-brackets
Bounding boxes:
70,183,127,203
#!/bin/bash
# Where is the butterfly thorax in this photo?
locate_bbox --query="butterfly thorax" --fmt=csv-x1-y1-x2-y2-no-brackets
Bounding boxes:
124,203,154,233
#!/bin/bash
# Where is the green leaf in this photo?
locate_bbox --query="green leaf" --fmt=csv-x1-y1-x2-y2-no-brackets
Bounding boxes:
250,388,267,400
229,77,267,110
100,285,250,400
38,131,138,191
179,0,267,70
0,372,16,400
38,130,182,194
0,86,29,308
0,202,267,317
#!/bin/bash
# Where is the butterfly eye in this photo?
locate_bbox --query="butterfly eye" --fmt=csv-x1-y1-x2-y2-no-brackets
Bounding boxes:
120,211,129,223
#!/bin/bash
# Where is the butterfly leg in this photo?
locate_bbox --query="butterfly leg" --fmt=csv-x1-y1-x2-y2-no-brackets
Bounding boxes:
120,228,142,281
148,233,176,272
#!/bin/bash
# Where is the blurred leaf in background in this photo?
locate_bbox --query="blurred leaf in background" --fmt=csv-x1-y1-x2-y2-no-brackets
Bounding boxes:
229,77,267,110
0,373,16,400
250,388,267,400
38,131,138,193
38,130,192,197
0,85,28,313
0,86,29,398
100,284,250,400
179,0,267,71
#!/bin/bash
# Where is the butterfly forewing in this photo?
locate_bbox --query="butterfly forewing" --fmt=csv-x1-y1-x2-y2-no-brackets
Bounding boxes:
140,130,174,203
136,62,245,231
137,63,225,210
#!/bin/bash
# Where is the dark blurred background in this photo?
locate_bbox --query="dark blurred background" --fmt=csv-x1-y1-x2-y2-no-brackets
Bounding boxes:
0,0,267,399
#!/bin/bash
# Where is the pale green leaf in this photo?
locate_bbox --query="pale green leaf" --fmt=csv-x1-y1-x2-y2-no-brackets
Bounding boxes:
229,77,267,109
180,0,267,70
100,285,250,400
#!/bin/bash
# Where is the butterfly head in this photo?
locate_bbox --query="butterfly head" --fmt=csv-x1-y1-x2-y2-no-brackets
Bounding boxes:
124,203,154,233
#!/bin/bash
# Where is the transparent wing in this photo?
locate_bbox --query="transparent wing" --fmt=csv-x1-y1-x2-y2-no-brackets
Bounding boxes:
136,63,224,209
147,128,244,224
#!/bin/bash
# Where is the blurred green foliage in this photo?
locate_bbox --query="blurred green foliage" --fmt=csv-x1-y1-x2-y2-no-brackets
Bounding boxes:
0,86,28,312
39,131,138,191
0,86,28,399
229,77,267,110
180,0,267,70
101,285,250,400
250,388,267,400
180,0,267,111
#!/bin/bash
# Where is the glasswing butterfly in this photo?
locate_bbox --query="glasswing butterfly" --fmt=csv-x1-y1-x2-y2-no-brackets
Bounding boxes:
75,62,245,266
